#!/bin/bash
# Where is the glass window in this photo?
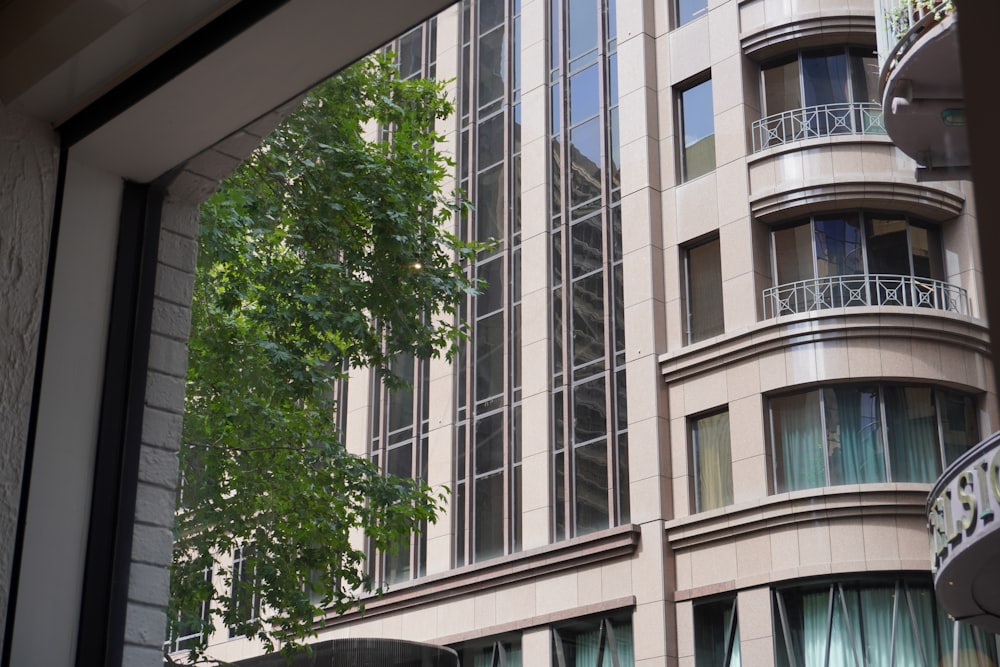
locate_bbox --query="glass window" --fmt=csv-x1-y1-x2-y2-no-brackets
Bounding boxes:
679,77,715,181
756,47,880,148
695,597,741,667
568,0,599,62
228,545,259,637
675,0,708,27
691,410,733,512
762,56,801,118
369,353,429,585
884,385,940,483
457,0,524,566
769,383,978,493
761,47,878,116
478,25,507,110
766,211,946,316
572,272,605,371
774,577,1000,667
167,566,212,653
455,638,523,667
553,616,634,666
549,0,627,544
397,27,424,79
686,237,724,343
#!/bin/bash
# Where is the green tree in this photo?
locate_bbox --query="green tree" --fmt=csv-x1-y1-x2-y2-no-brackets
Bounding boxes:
168,54,475,662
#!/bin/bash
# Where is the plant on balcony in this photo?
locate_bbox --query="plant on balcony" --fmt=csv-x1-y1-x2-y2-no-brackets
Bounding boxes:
886,0,956,40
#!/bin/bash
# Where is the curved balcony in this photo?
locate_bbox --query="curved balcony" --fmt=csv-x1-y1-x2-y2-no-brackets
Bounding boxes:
762,273,969,319
874,0,966,174
751,103,886,152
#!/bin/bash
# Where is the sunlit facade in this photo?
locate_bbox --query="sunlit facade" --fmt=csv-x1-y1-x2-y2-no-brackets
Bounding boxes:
199,0,997,664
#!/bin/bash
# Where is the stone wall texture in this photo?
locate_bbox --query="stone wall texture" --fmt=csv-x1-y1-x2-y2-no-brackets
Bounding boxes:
0,103,58,651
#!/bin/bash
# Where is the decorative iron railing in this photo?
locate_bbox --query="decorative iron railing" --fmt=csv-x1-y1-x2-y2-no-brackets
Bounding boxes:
762,274,969,319
751,103,886,152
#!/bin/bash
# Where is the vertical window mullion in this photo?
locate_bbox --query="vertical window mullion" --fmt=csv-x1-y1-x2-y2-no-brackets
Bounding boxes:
597,0,617,525
776,590,799,667
558,0,573,537
411,358,421,574
878,386,893,481
932,388,949,479
797,51,806,120
823,585,835,667
769,402,780,494
500,2,513,556
818,388,831,487
810,217,820,281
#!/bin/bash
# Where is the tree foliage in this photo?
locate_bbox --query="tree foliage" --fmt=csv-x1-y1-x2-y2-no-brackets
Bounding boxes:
168,54,474,661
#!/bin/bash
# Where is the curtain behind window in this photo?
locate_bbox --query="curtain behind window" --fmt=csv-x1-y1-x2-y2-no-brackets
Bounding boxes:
884,386,940,483
776,580,1000,667
694,411,733,511
826,387,885,485
773,391,825,492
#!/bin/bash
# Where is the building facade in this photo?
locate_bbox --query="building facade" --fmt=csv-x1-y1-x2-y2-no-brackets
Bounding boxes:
199,0,997,665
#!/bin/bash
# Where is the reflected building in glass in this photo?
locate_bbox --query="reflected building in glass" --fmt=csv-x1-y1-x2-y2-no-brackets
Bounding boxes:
198,0,996,665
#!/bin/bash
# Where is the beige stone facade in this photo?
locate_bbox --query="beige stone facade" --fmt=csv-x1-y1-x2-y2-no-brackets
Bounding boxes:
200,0,995,665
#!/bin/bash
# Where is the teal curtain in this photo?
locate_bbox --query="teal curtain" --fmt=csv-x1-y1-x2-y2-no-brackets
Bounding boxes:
694,412,733,511
857,586,894,666
559,620,634,667
473,649,493,667
608,620,634,666
730,620,741,667
827,387,886,485
773,391,826,492
802,590,830,667
471,642,523,667
778,580,1000,667
827,589,855,667
885,386,940,483
574,628,601,667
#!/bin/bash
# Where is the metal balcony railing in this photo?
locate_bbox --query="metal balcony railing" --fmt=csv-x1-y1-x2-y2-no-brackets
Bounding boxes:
762,274,970,319
751,103,887,152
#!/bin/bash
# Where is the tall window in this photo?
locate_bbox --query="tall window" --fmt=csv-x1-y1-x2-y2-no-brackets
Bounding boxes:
366,19,438,584
774,577,1000,667
228,545,259,638
690,410,733,512
674,0,708,27
368,353,430,584
550,0,629,541
678,76,715,182
455,0,523,566
685,237,724,343
165,566,212,653
695,597,741,667
767,211,946,316
553,616,634,666
769,383,978,493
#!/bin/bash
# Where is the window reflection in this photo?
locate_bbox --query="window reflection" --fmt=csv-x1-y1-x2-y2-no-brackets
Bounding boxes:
679,77,715,181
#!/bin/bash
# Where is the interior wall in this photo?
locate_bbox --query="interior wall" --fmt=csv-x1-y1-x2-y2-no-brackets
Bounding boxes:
0,103,58,652
8,154,122,666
